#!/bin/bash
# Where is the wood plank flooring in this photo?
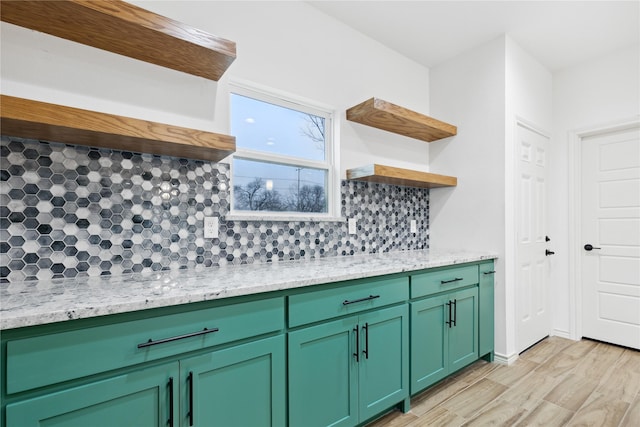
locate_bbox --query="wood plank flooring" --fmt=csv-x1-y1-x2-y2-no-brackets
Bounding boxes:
369,337,640,427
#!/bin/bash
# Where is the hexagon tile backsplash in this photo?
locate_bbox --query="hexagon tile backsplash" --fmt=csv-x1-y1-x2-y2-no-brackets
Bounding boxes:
0,136,429,283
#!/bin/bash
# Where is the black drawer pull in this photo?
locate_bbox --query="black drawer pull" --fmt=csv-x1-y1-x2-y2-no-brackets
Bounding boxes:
188,371,194,426
343,294,380,305
452,299,457,327
363,323,369,359
483,270,496,275
137,327,219,348
167,377,174,427
441,277,463,284
353,325,359,362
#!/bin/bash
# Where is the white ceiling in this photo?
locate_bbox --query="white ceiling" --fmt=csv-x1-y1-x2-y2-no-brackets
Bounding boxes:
308,1,640,71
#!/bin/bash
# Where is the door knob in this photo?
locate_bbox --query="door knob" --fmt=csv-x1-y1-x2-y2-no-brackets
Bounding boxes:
545,250,555,256
584,244,601,251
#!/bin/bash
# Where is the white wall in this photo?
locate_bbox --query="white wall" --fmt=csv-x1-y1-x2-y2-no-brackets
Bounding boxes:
429,36,507,356
504,37,553,358
0,0,431,177
551,45,640,338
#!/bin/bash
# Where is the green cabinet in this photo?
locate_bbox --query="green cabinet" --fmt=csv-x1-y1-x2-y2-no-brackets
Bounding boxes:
7,335,285,427
181,335,285,427
6,362,179,427
1,260,495,427
289,304,409,427
411,286,478,394
358,306,409,422
479,262,496,360
288,316,357,427
2,297,285,427
448,287,479,371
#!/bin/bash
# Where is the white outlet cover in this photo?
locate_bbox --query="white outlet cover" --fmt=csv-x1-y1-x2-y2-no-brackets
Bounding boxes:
348,218,357,235
410,219,417,233
204,216,219,239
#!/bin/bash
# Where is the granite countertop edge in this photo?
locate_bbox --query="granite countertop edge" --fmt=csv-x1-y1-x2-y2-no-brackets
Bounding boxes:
0,249,498,330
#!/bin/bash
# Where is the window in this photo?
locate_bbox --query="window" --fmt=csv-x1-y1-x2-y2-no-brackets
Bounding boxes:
229,83,339,219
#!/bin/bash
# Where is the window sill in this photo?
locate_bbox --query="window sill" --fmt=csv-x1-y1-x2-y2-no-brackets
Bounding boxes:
224,213,346,223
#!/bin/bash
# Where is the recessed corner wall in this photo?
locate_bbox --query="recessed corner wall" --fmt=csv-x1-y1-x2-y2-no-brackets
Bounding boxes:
428,34,554,360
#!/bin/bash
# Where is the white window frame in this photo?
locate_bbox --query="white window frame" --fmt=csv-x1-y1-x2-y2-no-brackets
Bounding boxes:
227,80,342,221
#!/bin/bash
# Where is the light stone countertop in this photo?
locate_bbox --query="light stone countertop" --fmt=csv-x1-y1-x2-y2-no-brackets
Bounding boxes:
0,249,497,330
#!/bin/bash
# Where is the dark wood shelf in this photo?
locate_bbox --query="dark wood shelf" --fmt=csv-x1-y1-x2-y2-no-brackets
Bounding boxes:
347,164,457,189
1,0,236,81
346,98,457,142
1,95,236,162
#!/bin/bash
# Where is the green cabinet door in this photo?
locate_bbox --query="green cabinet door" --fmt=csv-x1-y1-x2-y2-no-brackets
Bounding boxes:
479,262,495,360
448,287,479,372
358,305,409,422
288,317,358,427
288,306,409,427
410,294,449,393
6,362,178,427
180,335,285,427
411,287,479,394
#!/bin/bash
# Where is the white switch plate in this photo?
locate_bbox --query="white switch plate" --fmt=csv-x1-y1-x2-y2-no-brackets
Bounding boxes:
204,216,219,239
348,218,357,235
410,219,417,233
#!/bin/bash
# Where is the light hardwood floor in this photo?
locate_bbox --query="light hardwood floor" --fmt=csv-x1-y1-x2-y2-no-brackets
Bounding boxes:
370,337,640,427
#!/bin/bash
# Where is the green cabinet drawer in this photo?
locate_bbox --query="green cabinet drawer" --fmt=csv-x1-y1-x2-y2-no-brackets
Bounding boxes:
411,265,479,298
6,296,284,394
288,276,408,327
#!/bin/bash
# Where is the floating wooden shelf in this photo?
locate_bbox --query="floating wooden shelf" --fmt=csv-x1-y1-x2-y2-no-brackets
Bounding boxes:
0,95,236,162
1,0,236,81
347,164,457,189
346,98,457,143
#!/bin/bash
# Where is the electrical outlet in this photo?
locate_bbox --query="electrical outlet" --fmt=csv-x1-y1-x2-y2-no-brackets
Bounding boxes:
410,219,417,233
204,216,218,239
348,218,357,235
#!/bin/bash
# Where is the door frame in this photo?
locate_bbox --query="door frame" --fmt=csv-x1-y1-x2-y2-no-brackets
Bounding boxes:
567,117,640,341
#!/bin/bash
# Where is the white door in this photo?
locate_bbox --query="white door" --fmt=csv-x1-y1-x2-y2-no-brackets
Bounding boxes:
516,123,552,353
581,125,640,349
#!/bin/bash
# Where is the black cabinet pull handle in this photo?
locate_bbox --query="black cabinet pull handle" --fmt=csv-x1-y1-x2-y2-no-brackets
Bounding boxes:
441,277,463,284
137,327,219,348
483,270,496,275
353,325,360,362
188,371,194,426
343,294,380,305
545,250,555,256
453,299,457,327
584,244,601,251
167,377,174,427
363,323,369,359
446,301,452,327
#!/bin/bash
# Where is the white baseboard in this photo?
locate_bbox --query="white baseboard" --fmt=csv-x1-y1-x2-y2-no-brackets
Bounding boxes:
551,329,574,340
494,352,519,365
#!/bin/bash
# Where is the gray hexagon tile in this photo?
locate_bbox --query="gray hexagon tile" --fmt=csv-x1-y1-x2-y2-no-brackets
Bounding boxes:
1,135,429,283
